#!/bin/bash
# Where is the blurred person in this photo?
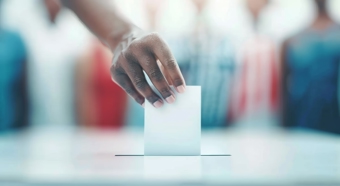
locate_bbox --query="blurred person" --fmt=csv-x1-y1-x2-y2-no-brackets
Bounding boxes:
169,0,235,128
24,0,87,127
281,0,340,134
229,0,280,127
0,1,28,131
75,41,127,129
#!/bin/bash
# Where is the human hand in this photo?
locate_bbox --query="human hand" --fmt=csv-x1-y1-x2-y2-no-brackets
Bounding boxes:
110,28,186,108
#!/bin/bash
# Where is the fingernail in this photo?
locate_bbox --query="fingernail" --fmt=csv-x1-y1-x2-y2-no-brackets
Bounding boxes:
141,103,145,108
165,95,175,104
176,85,186,93
153,100,163,108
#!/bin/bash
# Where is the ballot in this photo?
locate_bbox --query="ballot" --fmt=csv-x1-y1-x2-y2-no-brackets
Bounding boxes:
144,86,201,156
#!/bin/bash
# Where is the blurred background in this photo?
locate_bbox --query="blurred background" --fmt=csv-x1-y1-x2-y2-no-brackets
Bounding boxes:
1,0,340,133
1,0,340,184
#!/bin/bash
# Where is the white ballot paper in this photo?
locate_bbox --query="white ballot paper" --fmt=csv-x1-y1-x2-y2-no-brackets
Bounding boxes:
144,86,201,156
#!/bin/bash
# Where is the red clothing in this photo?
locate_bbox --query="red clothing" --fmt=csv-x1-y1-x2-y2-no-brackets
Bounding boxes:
91,44,127,128
230,36,279,120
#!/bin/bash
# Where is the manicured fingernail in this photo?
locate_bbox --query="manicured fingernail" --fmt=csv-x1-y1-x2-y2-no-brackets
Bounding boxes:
141,103,145,108
176,85,185,93
153,100,163,108
165,95,175,104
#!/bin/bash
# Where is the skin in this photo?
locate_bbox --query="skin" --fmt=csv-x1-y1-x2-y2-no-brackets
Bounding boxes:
280,0,333,126
312,0,334,30
142,0,175,94
59,0,186,108
245,0,269,29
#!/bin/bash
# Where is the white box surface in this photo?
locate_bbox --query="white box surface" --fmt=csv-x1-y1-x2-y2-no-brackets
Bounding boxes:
144,86,201,156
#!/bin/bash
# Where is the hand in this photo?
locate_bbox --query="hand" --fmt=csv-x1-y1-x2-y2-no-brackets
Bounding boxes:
110,28,186,108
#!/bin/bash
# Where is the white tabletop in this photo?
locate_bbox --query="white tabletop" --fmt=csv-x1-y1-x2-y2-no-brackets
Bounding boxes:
0,126,340,186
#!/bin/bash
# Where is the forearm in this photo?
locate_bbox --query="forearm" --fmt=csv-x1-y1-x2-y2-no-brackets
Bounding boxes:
62,0,135,51
62,0,185,108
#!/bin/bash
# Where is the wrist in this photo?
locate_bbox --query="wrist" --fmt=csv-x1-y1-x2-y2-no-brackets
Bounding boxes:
106,25,141,52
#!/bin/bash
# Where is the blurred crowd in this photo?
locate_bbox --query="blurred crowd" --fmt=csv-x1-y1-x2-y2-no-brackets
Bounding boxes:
1,0,340,134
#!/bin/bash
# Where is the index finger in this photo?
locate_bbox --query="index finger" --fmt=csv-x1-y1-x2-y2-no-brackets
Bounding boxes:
149,34,186,93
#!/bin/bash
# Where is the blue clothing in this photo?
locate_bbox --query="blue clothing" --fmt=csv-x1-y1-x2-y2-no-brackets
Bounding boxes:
169,34,235,128
0,29,27,130
284,24,340,134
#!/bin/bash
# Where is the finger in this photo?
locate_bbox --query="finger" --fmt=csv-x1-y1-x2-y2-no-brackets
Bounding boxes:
122,52,164,108
138,53,175,104
158,60,173,86
150,34,186,93
111,65,145,107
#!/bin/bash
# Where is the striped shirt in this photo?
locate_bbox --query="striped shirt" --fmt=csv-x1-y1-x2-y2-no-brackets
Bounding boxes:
170,32,235,128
